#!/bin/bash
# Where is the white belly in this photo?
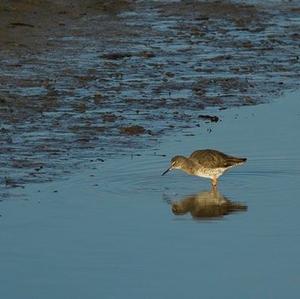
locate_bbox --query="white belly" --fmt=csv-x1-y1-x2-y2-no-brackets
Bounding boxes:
195,167,227,179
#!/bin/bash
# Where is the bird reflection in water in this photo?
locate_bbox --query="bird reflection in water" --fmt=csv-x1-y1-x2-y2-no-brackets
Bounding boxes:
170,187,247,220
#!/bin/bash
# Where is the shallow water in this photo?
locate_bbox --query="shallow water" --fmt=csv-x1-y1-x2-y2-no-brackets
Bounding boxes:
0,91,300,298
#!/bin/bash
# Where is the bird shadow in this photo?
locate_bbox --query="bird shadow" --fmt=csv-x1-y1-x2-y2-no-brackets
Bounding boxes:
163,187,247,221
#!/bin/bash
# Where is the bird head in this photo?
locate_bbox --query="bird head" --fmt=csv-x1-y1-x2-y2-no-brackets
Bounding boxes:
161,155,186,176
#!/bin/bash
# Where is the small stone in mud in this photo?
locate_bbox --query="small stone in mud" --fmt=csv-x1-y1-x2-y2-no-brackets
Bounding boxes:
10,22,35,28
234,18,247,28
102,113,118,122
11,159,44,169
74,102,87,113
198,115,219,122
165,72,175,78
242,41,253,48
0,127,9,133
210,55,232,61
35,166,43,171
4,177,24,188
103,52,132,60
290,33,300,40
120,125,149,135
93,93,104,105
244,96,255,105
191,27,205,36
141,51,155,58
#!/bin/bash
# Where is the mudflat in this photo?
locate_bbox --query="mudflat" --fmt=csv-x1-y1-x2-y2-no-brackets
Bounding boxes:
0,0,300,192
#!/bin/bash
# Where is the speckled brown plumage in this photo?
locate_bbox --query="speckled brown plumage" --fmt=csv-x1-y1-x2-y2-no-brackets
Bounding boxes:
189,149,246,168
162,149,247,187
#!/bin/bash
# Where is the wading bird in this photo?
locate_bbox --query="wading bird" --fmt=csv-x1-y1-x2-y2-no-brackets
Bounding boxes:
162,149,247,187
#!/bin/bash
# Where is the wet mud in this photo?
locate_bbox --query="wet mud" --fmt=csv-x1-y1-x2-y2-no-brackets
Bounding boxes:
0,0,300,194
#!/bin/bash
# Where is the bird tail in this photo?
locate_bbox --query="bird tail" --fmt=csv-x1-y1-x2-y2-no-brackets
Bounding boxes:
227,157,247,166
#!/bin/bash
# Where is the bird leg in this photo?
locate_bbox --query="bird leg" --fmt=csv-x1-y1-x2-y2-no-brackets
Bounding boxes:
211,177,218,187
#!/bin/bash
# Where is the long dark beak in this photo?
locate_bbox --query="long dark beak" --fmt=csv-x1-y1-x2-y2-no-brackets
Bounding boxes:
161,167,171,176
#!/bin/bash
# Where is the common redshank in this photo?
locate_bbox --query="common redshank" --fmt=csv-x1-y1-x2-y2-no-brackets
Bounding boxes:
162,149,247,187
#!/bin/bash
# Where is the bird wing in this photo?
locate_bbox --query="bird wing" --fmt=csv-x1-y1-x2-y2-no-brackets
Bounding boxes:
189,149,243,168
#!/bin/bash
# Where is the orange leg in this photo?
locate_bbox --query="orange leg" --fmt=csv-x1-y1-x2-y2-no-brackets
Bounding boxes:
211,177,218,187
